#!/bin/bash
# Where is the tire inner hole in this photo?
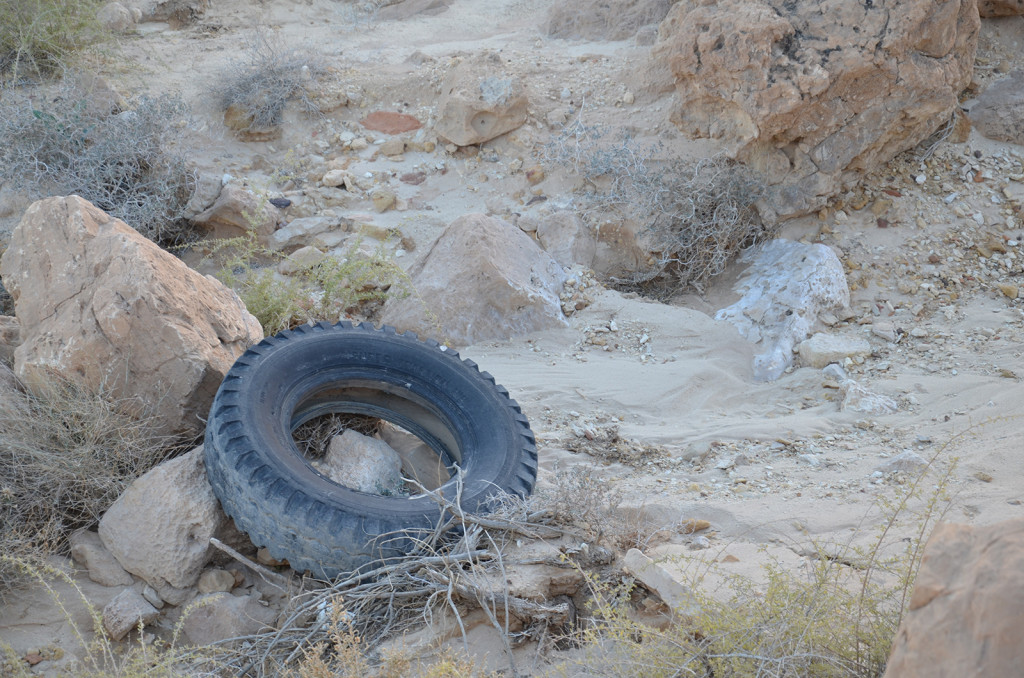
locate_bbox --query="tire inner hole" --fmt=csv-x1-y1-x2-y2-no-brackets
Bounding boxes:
291,412,453,496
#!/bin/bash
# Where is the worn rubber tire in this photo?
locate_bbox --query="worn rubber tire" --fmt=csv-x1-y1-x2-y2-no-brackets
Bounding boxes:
204,321,537,579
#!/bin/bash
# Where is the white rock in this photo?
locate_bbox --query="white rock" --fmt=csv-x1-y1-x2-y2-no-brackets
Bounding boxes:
623,548,698,613
798,333,871,369
717,240,851,381
875,451,928,474
314,430,405,495
279,245,326,275
197,569,236,594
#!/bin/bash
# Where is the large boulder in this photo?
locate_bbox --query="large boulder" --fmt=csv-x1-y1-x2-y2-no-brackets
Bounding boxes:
979,0,1024,16
98,447,224,605
433,54,529,147
536,211,597,269
968,70,1024,145
651,0,979,220
382,214,567,346
0,196,262,435
883,519,1024,678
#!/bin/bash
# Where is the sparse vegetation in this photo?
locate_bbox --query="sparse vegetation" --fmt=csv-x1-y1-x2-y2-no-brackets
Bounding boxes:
0,556,208,676
207,226,413,336
0,0,104,80
546,113,769,295
554,445,961,678
0,372,187,596
0,78,197,244
214,30,327,131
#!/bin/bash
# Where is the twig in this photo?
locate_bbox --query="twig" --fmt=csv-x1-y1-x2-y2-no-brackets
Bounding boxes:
209,537,291,591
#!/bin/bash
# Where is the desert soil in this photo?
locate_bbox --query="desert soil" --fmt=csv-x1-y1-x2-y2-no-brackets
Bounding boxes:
2,0,1024,674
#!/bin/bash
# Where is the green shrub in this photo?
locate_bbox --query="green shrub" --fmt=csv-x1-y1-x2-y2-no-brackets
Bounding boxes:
207,226,412,336
0,78,197,244
0,0,104,80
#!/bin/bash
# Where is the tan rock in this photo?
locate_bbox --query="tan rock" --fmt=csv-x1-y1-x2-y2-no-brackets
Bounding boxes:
99,447,224,603
102,589,160,641
0,197,262,435
70,529,135,588
182,592,276,645
998,283,1019,300
979,0,1024,16
377,137,405,156
96,2,135,32
381,214,567,346
197,569,235,594
623,548,698,615
433,55,529,146
651,0,979,220
969,70,1024,145
537,211,597,268
884,520,1024,678
192,185,281,243
371,188,397,213
279,245,327,275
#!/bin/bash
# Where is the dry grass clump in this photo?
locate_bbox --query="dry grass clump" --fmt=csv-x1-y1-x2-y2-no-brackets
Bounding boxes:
0,0,104,80
214,30,327,131
0,78,197,244
0,370,186,596
546,114,769,296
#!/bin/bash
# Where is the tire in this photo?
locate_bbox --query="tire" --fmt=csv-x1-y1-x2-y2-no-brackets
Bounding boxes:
203,321,537,579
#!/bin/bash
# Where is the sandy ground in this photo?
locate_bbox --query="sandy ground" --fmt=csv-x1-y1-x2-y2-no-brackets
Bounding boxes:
2,0,1024,673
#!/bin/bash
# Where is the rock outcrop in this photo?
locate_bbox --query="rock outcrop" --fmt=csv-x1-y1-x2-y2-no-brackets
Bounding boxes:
979,0,1024,16
382,214,567,346
652,0,979,220
969,70,1024,145
0,196,262,435
884,519,1024,678
433,55,528,146
98,447,225,606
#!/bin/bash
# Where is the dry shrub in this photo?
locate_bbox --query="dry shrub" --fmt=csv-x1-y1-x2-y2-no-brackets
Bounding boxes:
0,370,186,595
215,30,326,130
546,115,769,295
0,77,197,244
0,0,104,80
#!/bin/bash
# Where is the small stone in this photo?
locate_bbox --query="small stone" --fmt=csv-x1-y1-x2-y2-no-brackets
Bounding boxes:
997,283,1019,300
721,554,740,563
102,588,160,641
871,198,893,215
268,197,291,209
24,653,44,666
197,569,235,594
915,174,926,184
876,451,928,474
400,171,426,185
679,519,711,534
689,535,712,550
798,333,871,368
377,137,405,156
973,471,994,483
371,188,396,213
622,91,634,105
909,327,928,338
525,165,545,185
141,585,164,609
350,138,369,151
256,548,286,567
